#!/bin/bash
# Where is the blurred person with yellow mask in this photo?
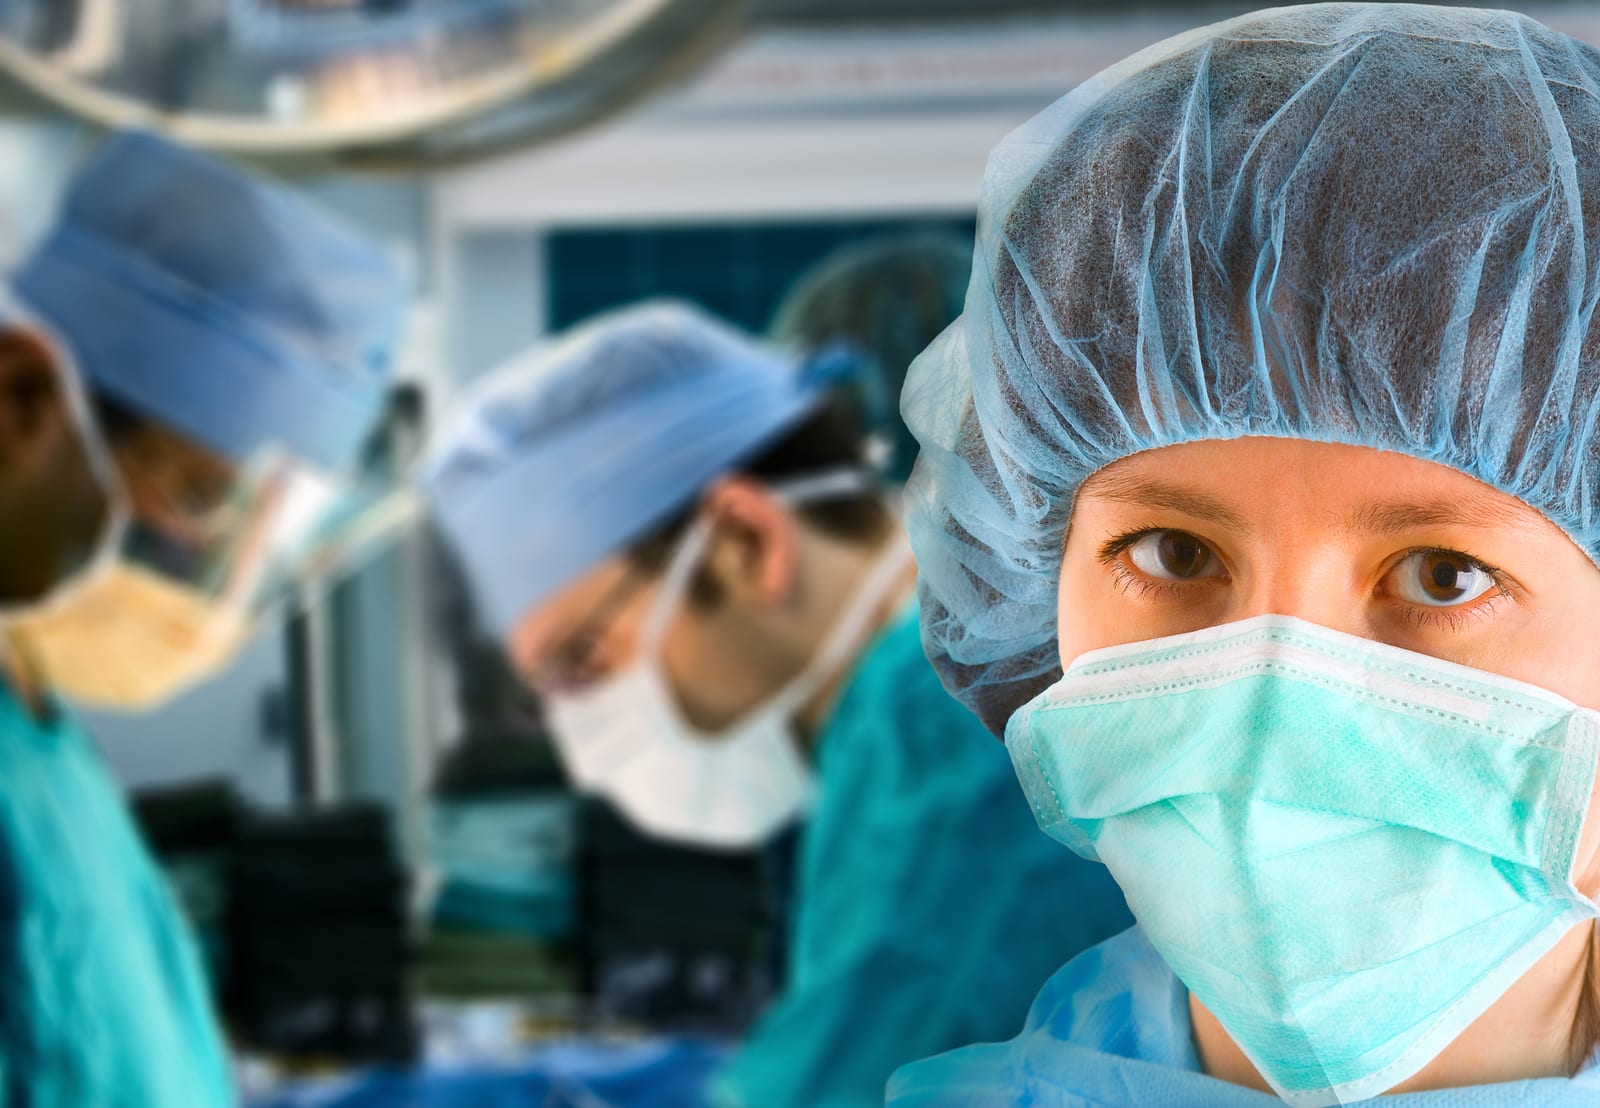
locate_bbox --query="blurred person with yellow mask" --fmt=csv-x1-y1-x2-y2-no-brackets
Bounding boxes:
0,131,406,1105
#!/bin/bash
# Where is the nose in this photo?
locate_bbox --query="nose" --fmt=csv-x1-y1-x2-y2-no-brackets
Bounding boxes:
1229,543,1372,638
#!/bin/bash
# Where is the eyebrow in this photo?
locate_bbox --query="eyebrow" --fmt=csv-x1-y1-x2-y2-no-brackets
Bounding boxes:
1079,472,1254,532
1080,471,1542,538
1342,496,1538,537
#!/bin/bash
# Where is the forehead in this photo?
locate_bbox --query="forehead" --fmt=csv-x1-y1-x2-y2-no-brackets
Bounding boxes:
115,415,235,476
1077,438,1557,539
505,551,637,656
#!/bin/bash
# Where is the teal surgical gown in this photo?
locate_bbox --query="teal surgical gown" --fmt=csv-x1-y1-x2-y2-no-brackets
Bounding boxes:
887,927,1600,1107
710,602,1132,1108
0,682,231,1106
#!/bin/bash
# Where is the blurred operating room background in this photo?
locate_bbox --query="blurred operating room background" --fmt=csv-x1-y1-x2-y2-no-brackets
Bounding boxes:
2,0,1596,1100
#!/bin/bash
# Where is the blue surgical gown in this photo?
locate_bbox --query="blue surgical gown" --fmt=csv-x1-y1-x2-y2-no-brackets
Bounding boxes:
710,602,1132,1107
0,683,231,1106
887,927,1600,1107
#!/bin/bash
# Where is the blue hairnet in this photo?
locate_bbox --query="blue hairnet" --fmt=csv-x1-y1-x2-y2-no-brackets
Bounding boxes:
420,301,823,638
903,3,1600,735
13,131,405,472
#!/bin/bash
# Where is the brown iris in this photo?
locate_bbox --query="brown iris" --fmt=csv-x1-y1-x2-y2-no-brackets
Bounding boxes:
1153,531,1214,578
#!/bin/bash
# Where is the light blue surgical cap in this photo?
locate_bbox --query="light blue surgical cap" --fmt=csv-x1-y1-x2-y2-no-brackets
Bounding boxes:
904,3,1600,735
420,301,823,638
13,131,405,472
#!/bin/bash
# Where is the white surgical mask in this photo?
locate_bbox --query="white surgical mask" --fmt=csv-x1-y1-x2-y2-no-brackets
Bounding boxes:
541,473,912,850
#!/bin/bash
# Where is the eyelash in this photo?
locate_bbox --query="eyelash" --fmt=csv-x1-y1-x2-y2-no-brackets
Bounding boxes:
1389,546,1514,631
1392,596,1503,632
1104,559,1187,600
1095,528,1516,629
1097,525,1215,601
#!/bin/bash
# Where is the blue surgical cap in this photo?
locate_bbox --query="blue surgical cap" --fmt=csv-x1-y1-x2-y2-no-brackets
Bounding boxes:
420,301,823,637
904,3,1600,735
13,131,405,472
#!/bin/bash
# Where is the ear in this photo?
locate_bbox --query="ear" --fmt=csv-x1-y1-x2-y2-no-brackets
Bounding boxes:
699,476,800,608
0,328,70,474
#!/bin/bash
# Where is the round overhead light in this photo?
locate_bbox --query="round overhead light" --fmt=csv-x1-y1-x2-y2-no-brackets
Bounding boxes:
0,0,742,167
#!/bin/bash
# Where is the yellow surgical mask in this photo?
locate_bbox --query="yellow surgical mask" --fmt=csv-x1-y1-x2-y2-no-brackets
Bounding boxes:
0,304,410,714
4,562,248,711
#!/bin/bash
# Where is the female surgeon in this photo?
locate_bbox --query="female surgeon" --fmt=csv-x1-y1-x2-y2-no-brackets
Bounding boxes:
419,301,1131,1108
888,5,1600,1106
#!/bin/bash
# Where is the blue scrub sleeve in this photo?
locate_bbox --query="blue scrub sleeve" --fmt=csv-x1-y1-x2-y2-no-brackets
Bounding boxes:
0,686,232,1106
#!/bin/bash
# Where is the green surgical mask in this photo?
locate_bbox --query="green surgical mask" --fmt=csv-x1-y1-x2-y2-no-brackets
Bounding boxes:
1006,614,1600,1106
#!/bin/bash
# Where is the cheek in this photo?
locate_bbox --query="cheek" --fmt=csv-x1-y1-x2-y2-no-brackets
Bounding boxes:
1055,558,1131,669
650,622,713,730
657,611,759,730
1459,587,1600,898
0,390,70,472
1478,590,1600,710
1055,521,1219,669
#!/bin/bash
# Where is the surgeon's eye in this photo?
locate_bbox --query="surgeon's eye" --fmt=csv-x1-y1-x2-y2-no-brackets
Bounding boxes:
1387,550,1497,607
1125,530,1223,581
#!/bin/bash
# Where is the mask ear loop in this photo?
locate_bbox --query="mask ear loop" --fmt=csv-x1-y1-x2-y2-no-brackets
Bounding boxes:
775,528,913,718
638,467,883,653
756,469,909,716
634,467,903,732
638,516,714,653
